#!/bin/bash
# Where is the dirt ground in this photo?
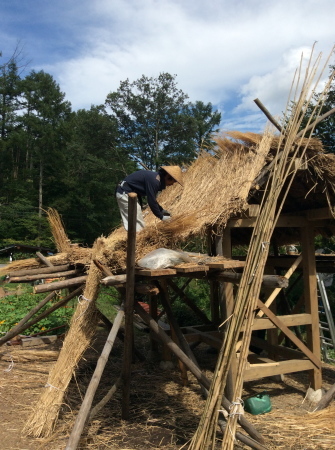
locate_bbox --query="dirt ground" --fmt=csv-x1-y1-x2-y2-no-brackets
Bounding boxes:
1,328,335,450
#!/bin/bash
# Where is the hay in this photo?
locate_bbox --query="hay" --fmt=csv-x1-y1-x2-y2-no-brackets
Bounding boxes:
46,208,72,253
23,239,104,438
253,405,335,449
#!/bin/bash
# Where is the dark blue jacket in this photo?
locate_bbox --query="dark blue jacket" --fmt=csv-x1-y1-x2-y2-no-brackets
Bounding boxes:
117,170,166,219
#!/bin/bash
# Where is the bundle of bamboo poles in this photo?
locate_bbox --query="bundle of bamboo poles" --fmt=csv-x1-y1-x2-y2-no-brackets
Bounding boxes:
188,45,335,450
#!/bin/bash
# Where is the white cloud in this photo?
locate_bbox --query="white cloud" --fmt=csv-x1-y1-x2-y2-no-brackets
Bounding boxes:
3,0,335,130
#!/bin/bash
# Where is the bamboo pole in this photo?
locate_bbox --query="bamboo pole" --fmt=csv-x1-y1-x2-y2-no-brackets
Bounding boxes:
65,305,125,450
121,193,137,420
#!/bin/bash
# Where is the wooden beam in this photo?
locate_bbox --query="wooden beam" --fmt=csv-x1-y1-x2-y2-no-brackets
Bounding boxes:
301,225,322,389
257,255,302,317
9,269,82,283
256,299,321,369
8,264,70,277
244,358,315,381
135,268,177,276
166,279,212,325
248,313,312,331
33,275,87,293
307,207,335,221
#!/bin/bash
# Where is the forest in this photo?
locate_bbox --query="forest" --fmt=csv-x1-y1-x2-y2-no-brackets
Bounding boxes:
0,47,334,249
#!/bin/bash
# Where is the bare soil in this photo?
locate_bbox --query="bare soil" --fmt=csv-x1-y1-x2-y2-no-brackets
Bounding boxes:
1,329,335,450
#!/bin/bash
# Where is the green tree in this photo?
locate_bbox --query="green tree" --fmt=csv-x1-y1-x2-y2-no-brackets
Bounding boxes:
106,73,197,169
20,70,72,229
57,105,136,243
186,100,221,151
298,64,335,152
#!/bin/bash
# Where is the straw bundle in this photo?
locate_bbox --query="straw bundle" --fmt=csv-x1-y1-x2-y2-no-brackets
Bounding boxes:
23,239,104,437
46,208,72,253
188,46,335,450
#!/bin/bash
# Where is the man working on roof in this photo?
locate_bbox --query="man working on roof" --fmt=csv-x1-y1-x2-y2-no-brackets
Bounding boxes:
116,166,183,232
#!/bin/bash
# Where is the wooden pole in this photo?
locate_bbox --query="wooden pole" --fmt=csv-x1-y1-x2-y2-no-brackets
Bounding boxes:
301,225,322,389
8,264,70,277
65,306,125,450
36,251,53,267
121,193,137,420
9,269,81,283
34,275,87,293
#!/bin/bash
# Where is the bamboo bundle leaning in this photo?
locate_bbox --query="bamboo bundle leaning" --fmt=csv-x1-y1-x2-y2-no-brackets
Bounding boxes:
189,45,335,450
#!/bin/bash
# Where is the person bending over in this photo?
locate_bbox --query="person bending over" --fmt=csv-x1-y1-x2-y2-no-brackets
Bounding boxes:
116,166,183,232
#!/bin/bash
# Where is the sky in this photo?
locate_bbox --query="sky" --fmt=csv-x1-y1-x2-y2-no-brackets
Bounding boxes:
1,0,335,132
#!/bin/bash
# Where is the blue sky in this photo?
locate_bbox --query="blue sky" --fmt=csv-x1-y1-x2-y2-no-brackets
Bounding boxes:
1,0,335,132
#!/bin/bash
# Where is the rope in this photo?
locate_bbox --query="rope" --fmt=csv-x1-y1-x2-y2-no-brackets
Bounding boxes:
75,294,92,321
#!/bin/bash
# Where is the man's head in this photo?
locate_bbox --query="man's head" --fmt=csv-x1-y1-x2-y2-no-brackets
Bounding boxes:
160,166,183,187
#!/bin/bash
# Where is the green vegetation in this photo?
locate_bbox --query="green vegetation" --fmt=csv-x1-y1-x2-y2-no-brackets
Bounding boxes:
0,283,120,337
1,48,221,247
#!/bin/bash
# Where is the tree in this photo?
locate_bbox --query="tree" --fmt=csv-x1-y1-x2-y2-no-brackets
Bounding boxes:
20,71,72,216
299,64,335,153
106,73,196,169
57,106,136,244
186,100,221,151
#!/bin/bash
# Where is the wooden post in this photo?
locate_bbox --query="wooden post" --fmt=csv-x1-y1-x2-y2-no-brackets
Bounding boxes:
121,193,137,420
301,225,322,389
221,226,237,402
65,306,125,450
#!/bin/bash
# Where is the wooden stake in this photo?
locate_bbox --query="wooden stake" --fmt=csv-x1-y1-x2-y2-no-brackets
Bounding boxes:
65,306,125,450
121,193,137,420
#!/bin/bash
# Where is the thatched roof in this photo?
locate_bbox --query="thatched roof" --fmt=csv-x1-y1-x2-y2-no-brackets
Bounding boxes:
3,130,335,276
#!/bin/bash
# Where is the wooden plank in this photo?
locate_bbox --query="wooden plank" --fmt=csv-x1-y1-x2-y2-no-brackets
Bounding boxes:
207,260,246,269
244,358,314,381
135,268,177,276
175,265,209,273
248,313,312,331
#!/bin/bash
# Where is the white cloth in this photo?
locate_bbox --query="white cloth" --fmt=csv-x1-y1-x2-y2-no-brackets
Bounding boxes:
116,192,145,232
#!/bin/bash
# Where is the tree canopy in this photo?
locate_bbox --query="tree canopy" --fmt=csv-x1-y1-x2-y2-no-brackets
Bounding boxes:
106,72,221,170
0,50,222,247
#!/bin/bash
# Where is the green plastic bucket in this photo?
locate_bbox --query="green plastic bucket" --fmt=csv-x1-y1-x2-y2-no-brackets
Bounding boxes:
244,393,272,415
